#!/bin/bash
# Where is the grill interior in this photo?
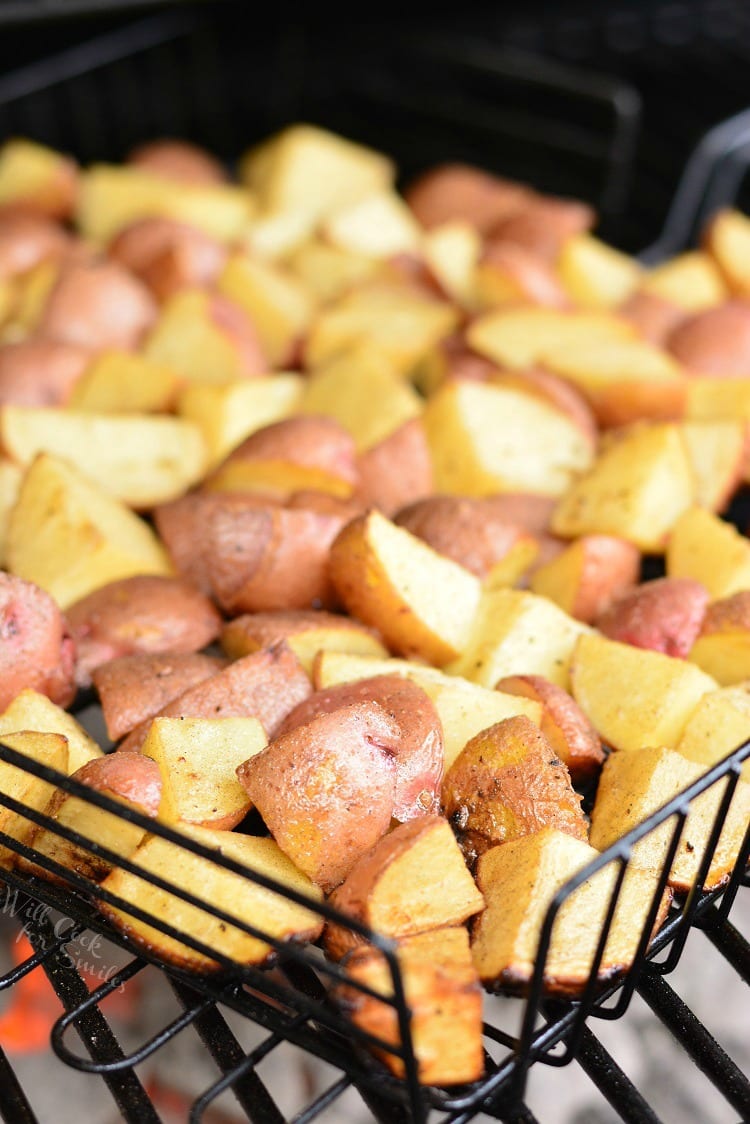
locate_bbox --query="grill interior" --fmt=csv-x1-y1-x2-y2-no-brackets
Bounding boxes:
0,4,746,1121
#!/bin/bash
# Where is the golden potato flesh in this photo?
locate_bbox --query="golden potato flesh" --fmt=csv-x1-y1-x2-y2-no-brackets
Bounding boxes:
325,815,484,962
676,684,750,782
471,828,672,996
570,632,716,752
328,509,481,666
0,730,68,867
99,826,323,972
667,506,750,600
589,746,750,892
336,927,484,1086
0,688,102,774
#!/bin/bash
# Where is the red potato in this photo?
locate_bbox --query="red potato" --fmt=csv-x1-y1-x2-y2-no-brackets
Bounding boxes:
37,259,157,352
22,750,162,884
383,253,445,301
427,335,500,387
236,702,399,892
207,416,359,500
404,163,530,232
477,241,570,308
529,534,642,624
205,293,269,376
596,576,710,659
0,341,90,407
0,571,76,709
494,674,604,782
66,575,222,687
118,642,311,752
93,651,226,741
108,217,227,300
619,291,686,344
128,139,228,185
667,301,750,375
0,214,72,281
276,674,443,820
154,491,274,594
394,495,538,580
286,490,366,520
357,417,434,516
488,195,596,262
203,503,347,614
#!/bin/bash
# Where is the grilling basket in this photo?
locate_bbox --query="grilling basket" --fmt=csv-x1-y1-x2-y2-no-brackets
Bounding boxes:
0,4,746,1123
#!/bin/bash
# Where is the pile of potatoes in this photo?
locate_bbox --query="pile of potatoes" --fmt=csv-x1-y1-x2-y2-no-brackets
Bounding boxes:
0,127,748,1087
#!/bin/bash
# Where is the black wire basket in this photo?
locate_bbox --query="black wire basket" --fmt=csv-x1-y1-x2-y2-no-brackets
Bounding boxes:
0,6,745,1124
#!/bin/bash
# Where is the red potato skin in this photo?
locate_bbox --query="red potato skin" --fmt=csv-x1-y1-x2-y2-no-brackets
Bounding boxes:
432,335,499,385
544,534,642,624
667,301,750,375
405,164,531,233
204,503,346,613
38,259,157,352
65,751,162,817
128,140,228,185
215,416,359,493
154,491,278,595
394,496,537,579
0,340,90,406
0,572,76,709
487,195,596,262
479,242,570,309
0,214,72,281
108,218,227,300
117,642,311,753
494,674,604,782
618,292,686,344
596,577,710,659
357,418,434,516
66,575,222,688
93,651,226,742
236,702,399,892
276,674,444,820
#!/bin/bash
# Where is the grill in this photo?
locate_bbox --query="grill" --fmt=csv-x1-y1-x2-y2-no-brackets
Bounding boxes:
0,4,746,1122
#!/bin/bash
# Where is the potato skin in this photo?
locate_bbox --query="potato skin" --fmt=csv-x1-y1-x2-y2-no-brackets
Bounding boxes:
619,291,685,344
63,750,163,816
154,491,271,594
204,503,345,614
441,715,587,865
479,242,570,308
405,163,530,232
67,575,221,687
276,674,443,820
394,495,536,578
93,651,226,742
357,418,434,516
108,217,227,300
220,609,382,659
0,213,72,281
237,702,399,892
128,139,228,185
0,341,90,407
667,301,750,374
495,675,604,782
596,576,709,659
118,642,311,752
487,195,595,262
38,259,157,352
0,571,76,709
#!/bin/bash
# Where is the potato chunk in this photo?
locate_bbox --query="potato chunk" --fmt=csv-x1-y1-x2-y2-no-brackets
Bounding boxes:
329,510,481,666
570,632,716,752
0,730,68,867
99,827,323,972
589,746,750,892
237,703,400,892
325,816,484,961
336,928,484,1085
471,828,672,996
442,716,587,865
